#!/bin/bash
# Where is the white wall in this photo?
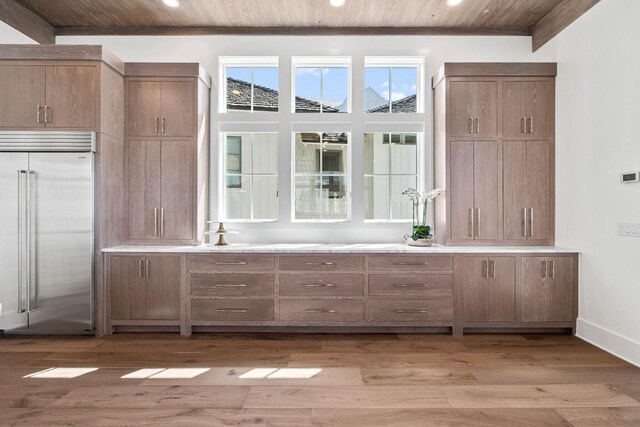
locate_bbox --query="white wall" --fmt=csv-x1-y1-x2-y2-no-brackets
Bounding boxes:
55,34,537,243
534,0,640,366
0,21,37,43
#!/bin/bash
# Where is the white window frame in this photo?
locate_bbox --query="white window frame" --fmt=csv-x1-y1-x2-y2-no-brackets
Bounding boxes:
364,56,425,114
218,56,279,113
291,129,352,223
291,56,352,114
219,129,279,223
363,131,424,223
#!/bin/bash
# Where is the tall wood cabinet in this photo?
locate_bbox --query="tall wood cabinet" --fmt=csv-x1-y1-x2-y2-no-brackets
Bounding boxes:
124,63,210,245
434,63,556,246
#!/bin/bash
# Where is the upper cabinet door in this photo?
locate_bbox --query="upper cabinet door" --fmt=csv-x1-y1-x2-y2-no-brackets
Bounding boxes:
473,140,499,240
160,81,195,138
474,82,498,138
128,81,162,137
0,65,46,128
526,81,550,138
502,81,528,138
127,140,161,240
449,141,475,241
526,140,551,240
45,66,96,129
160,140,194,241
449,82,474,138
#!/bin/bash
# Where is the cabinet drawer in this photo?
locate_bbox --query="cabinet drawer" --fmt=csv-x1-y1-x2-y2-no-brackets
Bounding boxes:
368,299,453,323
279,274,364,297
190,254,275,271
368,255,453,272
190,273,275,297
279,255,364,271
191,299,275,322
368,274,452,297
279,299,364,322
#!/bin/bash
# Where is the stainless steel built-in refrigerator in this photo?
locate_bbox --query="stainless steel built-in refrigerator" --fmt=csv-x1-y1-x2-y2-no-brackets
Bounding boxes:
0,132,94,334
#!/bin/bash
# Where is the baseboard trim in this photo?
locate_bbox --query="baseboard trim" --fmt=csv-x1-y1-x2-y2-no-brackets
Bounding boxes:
576,318,640,368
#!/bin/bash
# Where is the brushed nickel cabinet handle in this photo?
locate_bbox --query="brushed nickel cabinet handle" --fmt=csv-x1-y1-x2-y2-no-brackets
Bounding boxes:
475,117,480,133
155,117,159,133
529,208,534,238
304,283,336,287
521,117,526,133
305,309,336,313
394,309,428,314
528,117,533,134
469,118,473,133
216,308,247,313
214,261,247,265
36,105,42,123
469,208,474,237
138,260,143,278
393,284,430,288
160,208,165,237
304,262,336,266
154,208,158,237
483,260,488,278
161,118,166,134
550,260,555,278
214,284,247,287
392,261,428,266
475,208,480,237
542,260,547,278
489,260,495,278
145,259,150,277
44,105,49,124
522,208,528,237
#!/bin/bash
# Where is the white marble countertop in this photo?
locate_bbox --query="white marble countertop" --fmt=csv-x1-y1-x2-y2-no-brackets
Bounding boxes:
103,243,579,254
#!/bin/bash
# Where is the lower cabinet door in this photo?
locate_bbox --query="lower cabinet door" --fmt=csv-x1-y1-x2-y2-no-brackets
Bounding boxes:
368,299,453,323
109,256,144,320
463,256,515,322
521,256,574,322
144,256,181,320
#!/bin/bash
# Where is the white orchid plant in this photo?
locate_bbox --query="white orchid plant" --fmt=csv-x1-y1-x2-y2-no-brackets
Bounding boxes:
402,187,445,240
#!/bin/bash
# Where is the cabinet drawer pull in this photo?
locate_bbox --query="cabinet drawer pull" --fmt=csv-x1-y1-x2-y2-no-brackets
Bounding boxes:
161,117,166,134
44,105,50,124
394,309,428,314
215,308,247,313
393,284,429,288
521,117,526,133
36,105,42,123
528,117,533,134
304,262,336,266
214,283,248,287
475,117,480,133
469,117,473,133
392,261,428,266
304,283,336,287
214,262,247,265
304,309,337,313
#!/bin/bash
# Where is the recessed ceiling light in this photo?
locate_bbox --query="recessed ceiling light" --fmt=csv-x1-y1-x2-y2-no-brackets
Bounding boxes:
446,0,464,6
329,0,346,8
163,0,180,8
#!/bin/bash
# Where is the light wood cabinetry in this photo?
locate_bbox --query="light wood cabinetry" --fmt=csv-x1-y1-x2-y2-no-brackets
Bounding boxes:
521,256,574,322
124,63,210,245
462,256,516,322
108,255,182,323
433,63,556,246
503,140,552,241
0,63,97,129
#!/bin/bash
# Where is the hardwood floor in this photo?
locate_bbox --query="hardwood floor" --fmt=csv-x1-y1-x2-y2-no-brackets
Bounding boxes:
0,333,639,426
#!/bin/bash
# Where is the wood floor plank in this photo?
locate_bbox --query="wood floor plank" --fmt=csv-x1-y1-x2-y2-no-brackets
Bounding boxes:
471,366,640,385
556,407,640,426
312,408,568,426
362,368,478,386
613,384,640,401
51,385,250,409
0,386,73,408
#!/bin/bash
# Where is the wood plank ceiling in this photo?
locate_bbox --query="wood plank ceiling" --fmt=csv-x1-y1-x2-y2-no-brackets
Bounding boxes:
5,0,601,51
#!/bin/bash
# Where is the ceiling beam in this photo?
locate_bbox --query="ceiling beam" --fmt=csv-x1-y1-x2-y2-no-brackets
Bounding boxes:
532,0,600,52
0,0,55,44
55,25,532,37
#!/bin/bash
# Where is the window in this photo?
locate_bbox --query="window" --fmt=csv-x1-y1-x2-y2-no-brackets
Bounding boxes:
220,57,279,113
364,132,419,221
223,132,278,221
364,57,423,113
293,132,350,221
292,57,351,113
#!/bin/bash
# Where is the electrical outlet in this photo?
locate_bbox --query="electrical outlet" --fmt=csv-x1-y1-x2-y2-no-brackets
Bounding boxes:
618,222,640,237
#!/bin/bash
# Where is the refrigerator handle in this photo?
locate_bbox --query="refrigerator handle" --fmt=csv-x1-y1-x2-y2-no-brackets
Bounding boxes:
27,170,38,312
17,170,27,314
